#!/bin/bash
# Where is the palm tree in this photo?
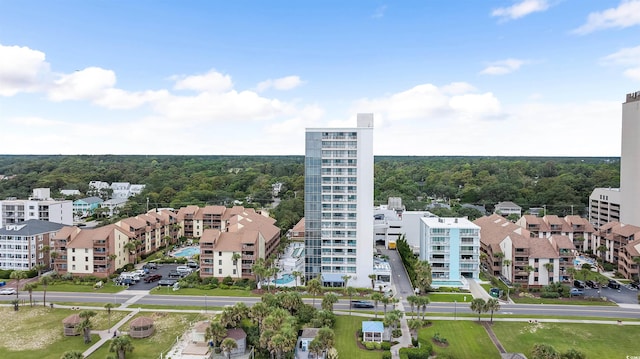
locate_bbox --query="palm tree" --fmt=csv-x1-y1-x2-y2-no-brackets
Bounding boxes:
291,271,302,289
381,296,391,316
308,339,323,359
417,295,430,320
104,303,115,331
503,259,512,281
368,273,377,290
252,258,267,290
10,270,28,300
341,274,351,292
544,262,554,282
306,278,322,307
414,260,432,294
371,292,383,318
524,265,535,291
406,295,418,319
220,338,238,359
24,282,37,307
485,298,500,324
470,298,487,322
78,310,96,344
108,254,118,272
567,267,578,282
250,301,270,331
109,335,134,359
232,252,241,278
205,321,228,352
408,319,422,342
268,266,280,293
316,327,335,356
34,264,46,278
124,241,137,265
41,275,52,307
60,350,84,359
597,244,608,265
346,286,357,315
321,292,338,312
50,251,59,271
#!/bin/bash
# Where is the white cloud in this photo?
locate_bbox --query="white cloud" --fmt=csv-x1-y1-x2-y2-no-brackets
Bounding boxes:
601,45,640,80
48,67,116,102
572,0,640,35
480,59,526,75
256,75,304,92
173,70,233,93
0,44,51,96
491,0,550,21
372,5,387,19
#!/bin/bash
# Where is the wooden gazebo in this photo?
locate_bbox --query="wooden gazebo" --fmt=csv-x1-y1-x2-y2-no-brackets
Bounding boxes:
62,314,81,336
129,316,155,338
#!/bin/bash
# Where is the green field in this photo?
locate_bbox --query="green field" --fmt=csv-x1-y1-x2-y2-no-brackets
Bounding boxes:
34,282,125,293
88,312,209,359
493,322,640,358
334,316,389,359
427,293,474,303
0,306,126,359
418,321,500,358
150,286,256,297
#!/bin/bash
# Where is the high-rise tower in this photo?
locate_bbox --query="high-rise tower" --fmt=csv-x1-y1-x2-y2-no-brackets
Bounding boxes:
621,91,640,227
304,114,374,288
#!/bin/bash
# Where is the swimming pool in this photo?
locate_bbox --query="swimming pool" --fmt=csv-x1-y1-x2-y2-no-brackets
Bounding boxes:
173,247,200,258
274,274,295,284
431,280,464,287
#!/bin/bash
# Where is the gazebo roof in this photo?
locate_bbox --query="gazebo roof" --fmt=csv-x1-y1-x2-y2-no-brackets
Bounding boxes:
62,314,81,325
130,316,154,328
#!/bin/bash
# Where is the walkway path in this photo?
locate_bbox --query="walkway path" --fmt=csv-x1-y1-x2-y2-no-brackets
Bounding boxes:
83,309,140,358
481,321,506,354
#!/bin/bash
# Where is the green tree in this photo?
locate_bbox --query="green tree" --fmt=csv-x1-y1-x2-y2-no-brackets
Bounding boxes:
109,335,134,359
470,298,487,321
414,260,432,294
205,321,228,351
346,286,357,315
220,337,238,359
321,292,338,312
531,343,560,359
41,275,52,307
371,292,383,319
232,252,241,277
10,270,28,300
406,295,419,319
77,310,96,344
104,303,115,331
597,244,608,265
484,298,500,324
503,259,512,281
23,282,37,307
60,350,84,359
341,274,351,292
561,348,586,359
408,319,422,342
524,265,535,291
544,262,554,282
368,273,377,290
306,278,322,307
291,270,302,289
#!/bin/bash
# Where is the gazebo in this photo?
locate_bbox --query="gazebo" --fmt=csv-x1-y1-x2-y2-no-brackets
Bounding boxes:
62,314,81,336
129,316,155,338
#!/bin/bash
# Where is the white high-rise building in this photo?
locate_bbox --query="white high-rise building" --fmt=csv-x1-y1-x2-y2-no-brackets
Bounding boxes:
621,91,640,227
304,114,374,288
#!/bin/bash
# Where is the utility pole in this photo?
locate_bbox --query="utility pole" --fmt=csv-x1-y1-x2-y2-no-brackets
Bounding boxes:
146,197,149,212
571,205,574,215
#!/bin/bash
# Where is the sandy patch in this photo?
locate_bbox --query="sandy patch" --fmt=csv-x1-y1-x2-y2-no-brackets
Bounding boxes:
0,307,63,351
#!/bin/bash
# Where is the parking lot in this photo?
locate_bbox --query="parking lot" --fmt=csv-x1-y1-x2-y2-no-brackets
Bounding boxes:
121,263,182,291
576,280,638,304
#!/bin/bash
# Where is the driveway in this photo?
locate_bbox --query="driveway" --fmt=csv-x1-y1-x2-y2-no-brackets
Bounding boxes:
123,263,180,291
379,247,414,301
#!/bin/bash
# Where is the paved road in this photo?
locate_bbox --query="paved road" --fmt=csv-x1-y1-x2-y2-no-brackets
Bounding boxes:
380,247,415,300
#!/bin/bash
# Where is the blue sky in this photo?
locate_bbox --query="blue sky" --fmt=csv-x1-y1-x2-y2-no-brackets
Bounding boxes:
1,0,639,156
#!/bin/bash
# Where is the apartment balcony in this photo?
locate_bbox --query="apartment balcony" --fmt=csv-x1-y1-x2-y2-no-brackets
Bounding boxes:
242,255,255,260
94,259,108,265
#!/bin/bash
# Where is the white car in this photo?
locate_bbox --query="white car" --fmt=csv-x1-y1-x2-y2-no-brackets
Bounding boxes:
0,288,16,295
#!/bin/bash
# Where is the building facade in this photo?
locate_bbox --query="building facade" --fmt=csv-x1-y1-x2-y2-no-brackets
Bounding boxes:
0,220,65,270
419,217,480,281
589,188,621,229
304,114,374,287
0,198,73,228
621,91,640,227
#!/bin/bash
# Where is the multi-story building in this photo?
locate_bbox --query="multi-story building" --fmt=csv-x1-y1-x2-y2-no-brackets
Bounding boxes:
621,91,640,228
52,225,133,278
374,204,436,252
589,188,621,229
593,222,640,264
516,215,595,252
0,189,73,228
419,217,480,282
304,114,374,288
100,198,128,217
72,196,104,217
475,214,576,287
618,238,640,280
0,220,65,270
494,201,522,217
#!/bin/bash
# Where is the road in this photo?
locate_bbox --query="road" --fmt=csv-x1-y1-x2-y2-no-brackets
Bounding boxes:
11,291,639,320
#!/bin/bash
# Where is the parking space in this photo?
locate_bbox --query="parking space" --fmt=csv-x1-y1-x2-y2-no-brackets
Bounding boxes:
578,282,638,304
122,263,180,291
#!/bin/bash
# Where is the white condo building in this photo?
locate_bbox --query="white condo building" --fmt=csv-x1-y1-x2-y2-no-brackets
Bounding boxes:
589,188,621,229
621,91,640,227
304,114,374,288
0,189,73,228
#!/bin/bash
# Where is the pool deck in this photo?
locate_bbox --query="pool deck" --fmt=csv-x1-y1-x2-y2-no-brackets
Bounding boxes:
171,245,200,257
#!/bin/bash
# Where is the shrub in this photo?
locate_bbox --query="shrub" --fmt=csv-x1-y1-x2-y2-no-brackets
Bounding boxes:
540,292,560,298
399,346,432,359
365,342,376,350
381,342,391,350
382,352,392,359
219,284,229,290
374,342,382,350
222,276,234,286
392,329,402,338
411,338,419,347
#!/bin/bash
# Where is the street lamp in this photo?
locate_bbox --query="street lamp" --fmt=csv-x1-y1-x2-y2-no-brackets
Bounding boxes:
205,294,207,313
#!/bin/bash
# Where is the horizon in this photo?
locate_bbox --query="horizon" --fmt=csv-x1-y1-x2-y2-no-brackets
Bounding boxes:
1,1,639,157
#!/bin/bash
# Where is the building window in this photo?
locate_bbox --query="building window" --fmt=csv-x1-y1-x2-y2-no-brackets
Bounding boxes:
233,269,237,275
85,257,89,262
219,260,222,265
85,249,88,253
85,265,89,270
219,252,222,256
72,265,76,270
72,256,75,261
218,269,222,274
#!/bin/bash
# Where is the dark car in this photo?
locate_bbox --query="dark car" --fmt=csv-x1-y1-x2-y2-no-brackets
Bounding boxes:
144,274,162,283
585,280,598,288
573,280,585,288
351,300,374,309
630,281,640,289
157,279,177,286
608,280,621,289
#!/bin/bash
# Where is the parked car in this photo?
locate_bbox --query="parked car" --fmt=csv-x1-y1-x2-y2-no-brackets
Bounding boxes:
143,262,158,270
630,281,640,289
608,280,621,289
585,280,598,288
351,300,374,308
573,280,586,288
157,279,177,286
570,288,584,296
144,274,162,283
0,288,16,295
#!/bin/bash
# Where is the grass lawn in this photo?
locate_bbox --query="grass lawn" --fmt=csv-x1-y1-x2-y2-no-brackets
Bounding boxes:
418,321,500,358
493,322,640,358
133,303,223,311
334,316,388,359
150,286,256,297
0,306,126,359
89,312,209,359
511,296,616,306
34,282,125,293
427,293,474,302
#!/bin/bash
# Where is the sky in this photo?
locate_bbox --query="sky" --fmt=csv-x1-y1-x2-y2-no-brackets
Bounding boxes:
0,0,639,157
